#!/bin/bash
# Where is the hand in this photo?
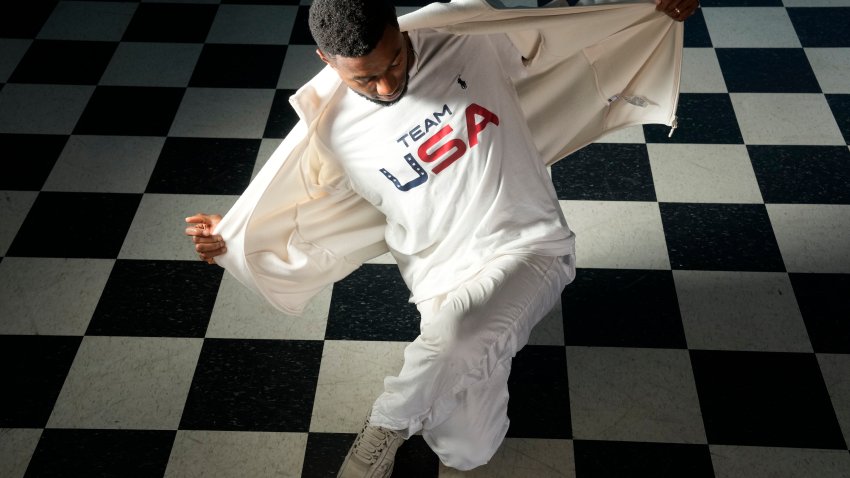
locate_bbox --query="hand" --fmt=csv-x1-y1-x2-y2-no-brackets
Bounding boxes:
656,0,699,22
185,213,225,265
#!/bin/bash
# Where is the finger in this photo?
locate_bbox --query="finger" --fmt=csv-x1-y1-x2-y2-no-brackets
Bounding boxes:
192,235,223,244
195,241,225,253
185,226,213,237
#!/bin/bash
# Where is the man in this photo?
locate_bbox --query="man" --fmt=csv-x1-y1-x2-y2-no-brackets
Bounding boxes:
186,0,696,475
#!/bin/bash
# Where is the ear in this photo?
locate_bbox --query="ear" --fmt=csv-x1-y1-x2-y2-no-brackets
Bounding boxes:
316,49,333,67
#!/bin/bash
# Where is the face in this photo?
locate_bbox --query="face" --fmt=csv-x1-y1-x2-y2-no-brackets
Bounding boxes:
318,26,411,107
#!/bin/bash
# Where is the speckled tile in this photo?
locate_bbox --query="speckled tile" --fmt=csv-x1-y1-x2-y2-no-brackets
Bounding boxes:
573,440,714,478
438,438,574,477
117,193,238,261
551,143,655,201
206,5,297,45
710,445,850,478
787,7,850,47
207,274,330,341
87,259,222,338
164,430,307,478
559,200,670,270
690,350,846,449
817,353,850,449
325,264,420,341
100,42,203,87
790,273,850,354
717,48,820,93
47,336,203,429
168,87,275,139
0,39,30,82
507,345,571,439
592,124,645,144
0,335,82,428
527,297,564,346
0,84,94,134
805,48,850,94
703,7,800,48
730,93,845,146
766,204,850,273
674,270,811,352
562,268,687,349
644,93,743,144
748,145,850,204
180,338,323,432
0,190,37,255
309,340,408,433
43,135,164,193
680,48,727,93
660,203,785,272
0,257,113,336
0,428,41,478
567,347,706,444
24,429,175,477
37,1,137,41
648,144,763,204
277,44,327,89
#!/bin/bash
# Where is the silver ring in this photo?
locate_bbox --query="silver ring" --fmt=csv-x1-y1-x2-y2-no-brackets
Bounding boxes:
674,8,681,14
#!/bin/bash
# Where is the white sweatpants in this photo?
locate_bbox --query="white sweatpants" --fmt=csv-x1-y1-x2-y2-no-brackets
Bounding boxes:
370,253,576,470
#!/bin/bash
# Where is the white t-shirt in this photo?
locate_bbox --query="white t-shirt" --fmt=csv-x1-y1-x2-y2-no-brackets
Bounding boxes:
317,29,575,303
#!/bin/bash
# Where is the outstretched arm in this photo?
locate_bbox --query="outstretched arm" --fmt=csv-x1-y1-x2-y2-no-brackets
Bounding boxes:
655,0,699,22
185,213,225,265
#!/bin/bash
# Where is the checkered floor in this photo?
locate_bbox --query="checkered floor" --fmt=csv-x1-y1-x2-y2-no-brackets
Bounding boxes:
1,0,849,476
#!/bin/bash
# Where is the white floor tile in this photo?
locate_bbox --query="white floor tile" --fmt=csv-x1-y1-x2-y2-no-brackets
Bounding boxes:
278,45,328,90
767,204,850,273
817,354,850,449
0,258,114,336
0,428,42,478
593,124,646,144
100,42,203,87
567,346,706,444
648,144,763,203
206,5,297,45
680,48,727,93
207,274,330,340
0,191,37,256
560,200,670,270
805,48,850,94
438,438,574,478
703,7,800,48
309,340,408,434
118,193,238,261
0,84,94,135
165,431,307,478
731,93,845,146
169,88,276,139
710,445,850,478
37,1,137,41
0,39,31,83
43,136,164,193
47,336,203,429
674,270,811,352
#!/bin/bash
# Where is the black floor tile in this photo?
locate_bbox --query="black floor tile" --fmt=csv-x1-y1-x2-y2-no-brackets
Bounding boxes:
7,192,141,259
223,0,300,4
660,203,785,272
574,440,715,478
0,335,81,428
8,40,117,85
562,269,687,349
0,134,67,190
264,89,299,138
392,436,440,477
690,350,847,449
326,264,420,342
826,94,850,145
788,7,850,48
683,9,712,48
288,6,314,45
644,93,743,144
24,429,175,478
73,86,185,136
717,48,820,93
789,273,850,354
551,143,656,201
146,138,260,195
122,3,218,43
189,44,287,89
0,1,58,38
301,433,353,478
87,260,223,338
748,145,850,204
506,345,571,439
180,338,323,432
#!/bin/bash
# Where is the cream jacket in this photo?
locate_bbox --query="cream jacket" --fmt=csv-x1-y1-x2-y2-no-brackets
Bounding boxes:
213,0,683,314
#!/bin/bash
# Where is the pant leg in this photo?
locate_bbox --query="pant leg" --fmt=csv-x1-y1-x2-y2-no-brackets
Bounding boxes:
370,253,575,468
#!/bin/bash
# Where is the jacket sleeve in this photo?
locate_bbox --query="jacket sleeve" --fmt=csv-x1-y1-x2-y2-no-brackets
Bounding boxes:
214,119,389,316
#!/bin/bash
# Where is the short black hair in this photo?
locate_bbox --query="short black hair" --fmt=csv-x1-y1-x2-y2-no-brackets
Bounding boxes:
309,0,399,58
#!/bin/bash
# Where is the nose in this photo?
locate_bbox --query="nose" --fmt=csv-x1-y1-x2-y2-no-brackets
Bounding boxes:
376,74,399,97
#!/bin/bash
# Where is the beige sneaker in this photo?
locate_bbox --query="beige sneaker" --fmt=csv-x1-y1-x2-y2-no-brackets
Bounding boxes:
337,415,405,478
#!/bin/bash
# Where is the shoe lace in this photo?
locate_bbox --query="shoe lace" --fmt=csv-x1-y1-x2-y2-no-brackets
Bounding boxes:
352,426,395,464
